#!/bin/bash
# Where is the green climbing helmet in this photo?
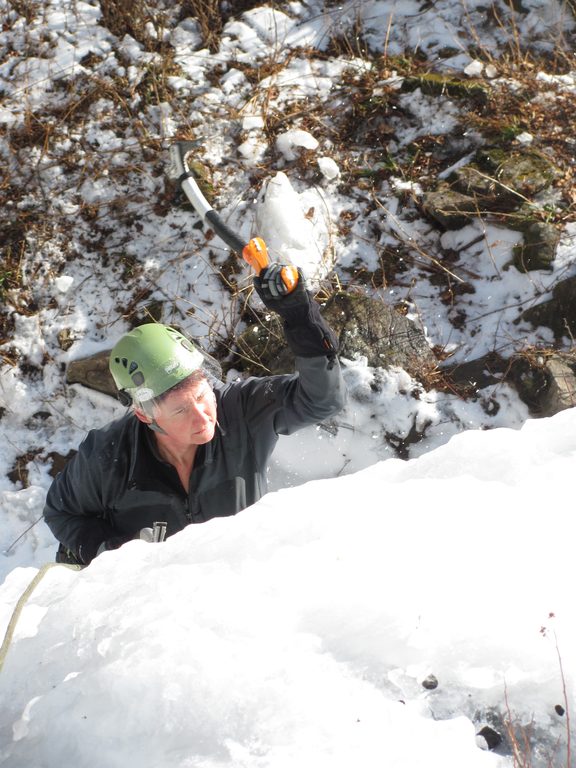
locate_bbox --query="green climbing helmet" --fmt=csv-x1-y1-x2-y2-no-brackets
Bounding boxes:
109,323,213,404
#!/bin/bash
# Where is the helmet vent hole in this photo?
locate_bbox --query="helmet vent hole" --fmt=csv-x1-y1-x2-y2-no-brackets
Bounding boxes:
121,358,128,368
129,361,138,374
131,371,145,386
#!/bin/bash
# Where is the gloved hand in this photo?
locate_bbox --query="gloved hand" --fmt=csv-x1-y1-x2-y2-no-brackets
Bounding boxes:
254,267,339,359
254,263,300,303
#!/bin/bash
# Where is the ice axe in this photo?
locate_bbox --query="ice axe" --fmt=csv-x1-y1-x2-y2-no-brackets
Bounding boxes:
168,141,299,293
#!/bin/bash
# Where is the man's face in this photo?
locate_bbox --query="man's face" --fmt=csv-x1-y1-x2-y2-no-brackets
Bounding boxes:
148,376,217,449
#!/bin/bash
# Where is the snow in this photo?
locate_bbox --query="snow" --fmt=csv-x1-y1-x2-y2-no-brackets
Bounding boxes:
317,156,340,180
0,0,575,765
0,410,573,767
254,172,332,277
276,128,319,161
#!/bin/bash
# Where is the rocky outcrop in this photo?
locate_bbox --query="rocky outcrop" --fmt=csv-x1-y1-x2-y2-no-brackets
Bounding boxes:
422,187,484,230
509,350,576,416
323,292,436,372
453,148,560,209
234,292,436,379
521,276,576,338
422,148,562,270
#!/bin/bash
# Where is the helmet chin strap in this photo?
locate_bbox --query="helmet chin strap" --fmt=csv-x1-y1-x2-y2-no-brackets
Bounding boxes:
146,419,168,435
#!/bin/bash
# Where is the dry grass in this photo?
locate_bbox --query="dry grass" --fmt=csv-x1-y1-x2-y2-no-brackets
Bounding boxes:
500,619,572,768
99,0,161,51
5,0,40,24
179,0,293,53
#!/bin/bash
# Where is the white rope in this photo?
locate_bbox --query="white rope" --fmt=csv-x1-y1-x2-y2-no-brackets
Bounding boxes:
0,562,81,674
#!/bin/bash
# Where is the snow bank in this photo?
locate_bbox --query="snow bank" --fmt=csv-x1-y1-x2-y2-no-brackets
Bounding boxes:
0,408,573,768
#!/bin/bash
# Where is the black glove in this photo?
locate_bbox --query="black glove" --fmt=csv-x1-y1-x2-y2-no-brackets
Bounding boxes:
254,267,338,359
254,263,299,302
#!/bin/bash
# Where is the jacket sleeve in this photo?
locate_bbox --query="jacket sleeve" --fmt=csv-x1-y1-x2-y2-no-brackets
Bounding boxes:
230,354,346,454
274,355,346,435
43,430,120,565
238,284,347,440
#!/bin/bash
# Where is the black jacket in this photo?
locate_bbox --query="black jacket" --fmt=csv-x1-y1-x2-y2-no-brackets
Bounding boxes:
44,356,345,564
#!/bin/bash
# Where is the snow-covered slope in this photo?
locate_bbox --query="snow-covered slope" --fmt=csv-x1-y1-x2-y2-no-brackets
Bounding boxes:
1,407,573,767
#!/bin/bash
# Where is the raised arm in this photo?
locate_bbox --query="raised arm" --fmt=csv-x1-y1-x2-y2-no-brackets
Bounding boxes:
251,264,346,434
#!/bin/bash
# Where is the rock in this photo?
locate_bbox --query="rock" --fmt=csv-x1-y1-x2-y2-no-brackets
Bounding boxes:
445,148,561,213
452,165,509,208
66,349,118,398
539,355,576,416
423,149,560,231
422,185,481,229
508,354,549,411
234,292,436,380
508,350,576,416
421,674,439,690
477,148,560,198
521,276,576,338
441,352,507,390
498,151,559,197
476,725,503,751
513,221,560,272
323,293,436,375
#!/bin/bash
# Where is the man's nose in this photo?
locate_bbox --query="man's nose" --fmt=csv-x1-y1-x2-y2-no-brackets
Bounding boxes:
189,399,211,421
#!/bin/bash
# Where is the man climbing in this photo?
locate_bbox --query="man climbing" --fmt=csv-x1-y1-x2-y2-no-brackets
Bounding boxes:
43,262,346,566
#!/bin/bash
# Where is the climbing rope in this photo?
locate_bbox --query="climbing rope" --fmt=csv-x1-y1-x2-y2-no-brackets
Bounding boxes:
0,562,81,674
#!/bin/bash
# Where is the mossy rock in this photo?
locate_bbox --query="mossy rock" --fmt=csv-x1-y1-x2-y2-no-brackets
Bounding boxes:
324,293,435,373
453,149,560,211
475,148,510,172
512,220,560,272
440,351,507,390
453,165,503,200
234,292,436,380
494,151,560,196
422,185,483,229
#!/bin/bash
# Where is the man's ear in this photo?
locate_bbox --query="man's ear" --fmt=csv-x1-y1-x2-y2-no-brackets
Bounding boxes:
133,408,152,425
